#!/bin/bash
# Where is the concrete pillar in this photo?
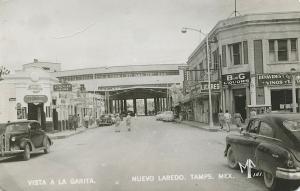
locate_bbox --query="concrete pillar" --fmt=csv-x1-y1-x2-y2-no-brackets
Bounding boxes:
124,100,127,112
144,98,148,116
162,98,165,111
120,100,123,112
154,98,158,114
133,99,137,115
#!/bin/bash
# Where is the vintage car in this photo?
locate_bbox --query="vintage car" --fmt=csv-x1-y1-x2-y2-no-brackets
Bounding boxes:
224,114,300,191
161,111,175,122
0,120,53,161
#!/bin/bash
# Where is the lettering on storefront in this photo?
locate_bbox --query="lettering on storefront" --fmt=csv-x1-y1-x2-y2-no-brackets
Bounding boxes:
28,84,43,93
222,72,250,86
24,95,48,103
257,73,300,86
53,83,72,91
191,81,220,94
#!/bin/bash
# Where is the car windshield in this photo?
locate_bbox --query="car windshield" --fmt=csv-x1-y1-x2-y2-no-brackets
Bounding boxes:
6,123,28,133
283,120,300,140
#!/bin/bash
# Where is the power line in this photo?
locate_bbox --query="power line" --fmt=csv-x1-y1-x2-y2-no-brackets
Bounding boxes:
52,22,97,39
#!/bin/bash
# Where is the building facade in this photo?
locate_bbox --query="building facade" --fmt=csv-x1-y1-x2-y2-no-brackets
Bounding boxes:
183,11,300,123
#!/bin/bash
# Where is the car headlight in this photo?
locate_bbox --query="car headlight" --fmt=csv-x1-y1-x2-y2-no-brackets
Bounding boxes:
11,137,16,142
287,153,295,168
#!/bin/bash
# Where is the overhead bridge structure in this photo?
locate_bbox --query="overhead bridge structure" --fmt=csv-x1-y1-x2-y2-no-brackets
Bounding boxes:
53,63,185,115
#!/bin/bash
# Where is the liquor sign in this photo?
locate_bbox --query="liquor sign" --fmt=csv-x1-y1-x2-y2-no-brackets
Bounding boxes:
53,83,72,91
191,81,220,94
24,95,48,103
222,72,250,86
257,73,300,86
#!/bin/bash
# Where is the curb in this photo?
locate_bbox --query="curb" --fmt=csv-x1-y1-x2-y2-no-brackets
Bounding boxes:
175,120,221,132
48,124,105,140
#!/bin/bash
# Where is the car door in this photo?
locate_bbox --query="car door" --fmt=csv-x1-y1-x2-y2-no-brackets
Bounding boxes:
239,119,261,164
30,122,45,148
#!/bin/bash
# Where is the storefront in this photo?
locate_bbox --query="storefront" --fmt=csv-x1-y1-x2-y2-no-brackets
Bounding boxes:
257,73,300,112
0,66,58,131
222,72,250,119
190,81,220,123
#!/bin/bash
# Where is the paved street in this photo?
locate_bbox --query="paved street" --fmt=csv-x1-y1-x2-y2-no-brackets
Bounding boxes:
0,117,267,191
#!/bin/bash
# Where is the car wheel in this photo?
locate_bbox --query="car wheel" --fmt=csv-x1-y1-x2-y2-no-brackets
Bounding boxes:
263,171,281,191
44,139,50,154
227,147,238,169
23,143,31,161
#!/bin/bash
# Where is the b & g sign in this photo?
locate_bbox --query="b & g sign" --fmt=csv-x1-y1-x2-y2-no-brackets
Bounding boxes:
222,72,250,86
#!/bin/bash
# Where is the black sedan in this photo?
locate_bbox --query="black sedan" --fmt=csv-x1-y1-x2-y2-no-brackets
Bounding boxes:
0,120,53,161
224,113,300,191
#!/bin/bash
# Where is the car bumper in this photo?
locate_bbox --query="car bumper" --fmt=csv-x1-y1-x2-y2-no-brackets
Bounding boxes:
276,167,300,180
0,150,24,157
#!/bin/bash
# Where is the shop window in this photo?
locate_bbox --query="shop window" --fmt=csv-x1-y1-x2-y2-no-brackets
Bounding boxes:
256,87,265,105
269,40,276,63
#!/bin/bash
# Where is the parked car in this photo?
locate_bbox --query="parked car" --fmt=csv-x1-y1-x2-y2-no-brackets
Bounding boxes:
224,113,300,191
162,111,175,122
0,120,53,161
156,112,164,121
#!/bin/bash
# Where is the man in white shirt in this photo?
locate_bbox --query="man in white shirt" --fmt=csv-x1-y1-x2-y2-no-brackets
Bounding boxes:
224,110,232,132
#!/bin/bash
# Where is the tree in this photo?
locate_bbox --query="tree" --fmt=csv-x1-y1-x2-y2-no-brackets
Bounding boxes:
0,66,10,79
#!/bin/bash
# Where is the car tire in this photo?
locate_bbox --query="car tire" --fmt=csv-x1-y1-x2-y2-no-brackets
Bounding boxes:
227,147,238,169
23,143,31,161
263,171,282,191
44,139,50,154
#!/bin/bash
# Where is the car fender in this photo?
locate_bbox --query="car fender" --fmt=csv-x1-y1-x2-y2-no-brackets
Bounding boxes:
255,142,291,175
19,138,35,151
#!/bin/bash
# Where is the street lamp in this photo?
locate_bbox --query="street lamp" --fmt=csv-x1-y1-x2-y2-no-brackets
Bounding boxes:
181,27,214,129
290,68,297,113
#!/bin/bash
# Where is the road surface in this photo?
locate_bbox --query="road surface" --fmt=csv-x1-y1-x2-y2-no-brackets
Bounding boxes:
0,117,268,191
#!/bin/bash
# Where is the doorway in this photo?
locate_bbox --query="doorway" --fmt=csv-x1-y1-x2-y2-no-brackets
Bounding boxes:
233,88,246,120
28,103,46,129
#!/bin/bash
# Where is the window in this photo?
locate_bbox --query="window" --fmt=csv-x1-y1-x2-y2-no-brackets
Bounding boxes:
278,40,288,61
222,45,227,67
259,122,274,137
243,41,248,65
213,49,219,69
291,39,298,61
268,39,298,63
228,43,243,65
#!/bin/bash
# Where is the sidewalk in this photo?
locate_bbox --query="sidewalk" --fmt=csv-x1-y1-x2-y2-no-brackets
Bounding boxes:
175,119,244,132
47,124,98,139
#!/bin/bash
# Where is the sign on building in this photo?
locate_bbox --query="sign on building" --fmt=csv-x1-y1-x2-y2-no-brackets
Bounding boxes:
53,83,72,91
257,73,300,86
191,81,220,94
222,72,250,86
24,95,48,103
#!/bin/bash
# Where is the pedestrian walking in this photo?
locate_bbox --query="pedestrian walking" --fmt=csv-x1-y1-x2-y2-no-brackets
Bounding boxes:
218,110,225,129
72,114,77,131
84,115,89,128
114,114,121,132
126,113,131,131
234,113,243,128
224,110,232,132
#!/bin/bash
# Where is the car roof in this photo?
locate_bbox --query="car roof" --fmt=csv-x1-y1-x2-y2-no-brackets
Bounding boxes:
252,113,300,121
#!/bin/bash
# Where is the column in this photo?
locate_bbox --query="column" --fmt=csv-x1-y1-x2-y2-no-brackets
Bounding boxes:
144,98,148,116
124,100,127,112
120,100,123,113
162,98,165,111
133,99,137,115
114,100,117,114
154,98,158,114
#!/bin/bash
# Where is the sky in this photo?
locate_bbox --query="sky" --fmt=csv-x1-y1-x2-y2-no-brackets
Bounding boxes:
0,0,300,71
